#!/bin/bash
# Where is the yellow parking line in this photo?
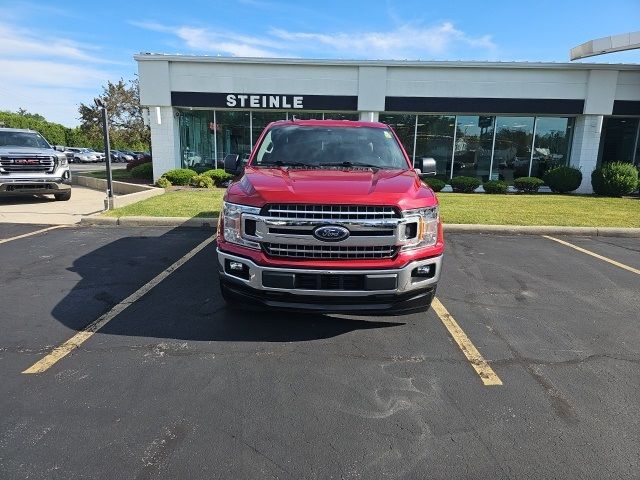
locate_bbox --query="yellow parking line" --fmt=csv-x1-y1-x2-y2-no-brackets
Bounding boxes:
0,225,65,245
23,235,215,374
432,297,503,386
543,235,640,276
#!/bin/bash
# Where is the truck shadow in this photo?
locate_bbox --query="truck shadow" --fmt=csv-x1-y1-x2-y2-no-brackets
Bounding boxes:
51,227,403,343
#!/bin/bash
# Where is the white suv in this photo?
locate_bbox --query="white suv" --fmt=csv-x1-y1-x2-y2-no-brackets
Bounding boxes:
0,128,72,201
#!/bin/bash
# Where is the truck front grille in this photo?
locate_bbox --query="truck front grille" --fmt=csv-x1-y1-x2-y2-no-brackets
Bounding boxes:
263,204,400,221
0,156,55,173
263,243,398,259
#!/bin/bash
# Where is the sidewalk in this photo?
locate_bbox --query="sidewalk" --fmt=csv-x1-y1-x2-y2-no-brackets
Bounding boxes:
0,187,106,225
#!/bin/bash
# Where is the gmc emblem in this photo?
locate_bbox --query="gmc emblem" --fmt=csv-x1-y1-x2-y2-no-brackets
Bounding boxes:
15,159,40,165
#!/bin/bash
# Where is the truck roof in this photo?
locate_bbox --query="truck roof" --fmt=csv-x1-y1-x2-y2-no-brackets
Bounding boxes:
267,119,389,128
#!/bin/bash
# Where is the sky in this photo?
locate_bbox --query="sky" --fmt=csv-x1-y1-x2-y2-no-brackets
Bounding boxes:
1,0,639,127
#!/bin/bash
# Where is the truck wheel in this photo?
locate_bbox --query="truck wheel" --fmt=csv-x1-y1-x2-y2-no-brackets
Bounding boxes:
54,191,71,201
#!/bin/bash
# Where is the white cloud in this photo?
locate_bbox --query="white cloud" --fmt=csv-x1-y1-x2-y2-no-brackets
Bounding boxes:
133,20,497,60
270,22,497,59
0,19,122,126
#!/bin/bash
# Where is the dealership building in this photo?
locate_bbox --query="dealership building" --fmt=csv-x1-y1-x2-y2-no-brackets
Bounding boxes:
136,54,640,192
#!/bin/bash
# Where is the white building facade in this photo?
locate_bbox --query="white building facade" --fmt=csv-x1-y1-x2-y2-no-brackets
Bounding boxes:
136,55,640,192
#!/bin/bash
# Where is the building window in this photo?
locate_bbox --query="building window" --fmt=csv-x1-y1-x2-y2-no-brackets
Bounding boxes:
530,117,574,179
598,117,640,167
415,115,456,180
251,111,287,146
379,114,417,160
452,116,495,181
324,112,359,121
179,110,216,170
492,117,535,182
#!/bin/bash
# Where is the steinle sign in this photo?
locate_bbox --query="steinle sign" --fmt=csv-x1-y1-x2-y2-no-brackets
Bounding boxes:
225,94,304,109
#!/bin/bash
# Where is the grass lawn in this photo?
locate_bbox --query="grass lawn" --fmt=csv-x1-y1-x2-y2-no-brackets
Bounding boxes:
437,193,640,227
103,188,640,228
105,188,225,218
84,169,139,182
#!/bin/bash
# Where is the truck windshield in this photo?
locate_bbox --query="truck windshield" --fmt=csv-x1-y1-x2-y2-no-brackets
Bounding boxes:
253,125,409,170
0,131,50,149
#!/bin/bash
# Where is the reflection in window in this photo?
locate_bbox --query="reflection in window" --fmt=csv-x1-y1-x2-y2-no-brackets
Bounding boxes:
215,111,251,166
251,111,287,146
323,112,359,121
598,117,639,166
179,110,215,170
415,115,456,180
288,111,324,120
492,117,534,182
379,114,416,160
452,116,494,181
531,117,574,179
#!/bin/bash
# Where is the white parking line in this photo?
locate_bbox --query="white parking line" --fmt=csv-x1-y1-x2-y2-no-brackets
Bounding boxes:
23,235,216,374
0,226,65,245
543,235,640,276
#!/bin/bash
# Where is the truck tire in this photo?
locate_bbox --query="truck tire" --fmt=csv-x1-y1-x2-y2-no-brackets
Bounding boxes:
54,191,71,201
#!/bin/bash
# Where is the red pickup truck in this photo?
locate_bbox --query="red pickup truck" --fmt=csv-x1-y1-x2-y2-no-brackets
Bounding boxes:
217,120,444,314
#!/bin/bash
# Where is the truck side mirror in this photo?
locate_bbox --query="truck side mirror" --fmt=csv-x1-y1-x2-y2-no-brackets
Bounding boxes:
415,157,437,177
224,154,241,175
54,145,65,152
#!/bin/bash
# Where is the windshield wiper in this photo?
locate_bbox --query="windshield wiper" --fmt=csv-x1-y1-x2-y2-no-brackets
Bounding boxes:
262,160,314,168
318,161,381,170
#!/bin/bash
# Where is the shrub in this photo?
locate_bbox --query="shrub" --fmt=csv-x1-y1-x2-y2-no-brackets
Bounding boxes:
544,166,582,193
162,168,197,186
126,156,152,171
189,174,214,188
591,162,639,197
513,176,544,193
130,162,153,180
450,176,481,193
155,177,171,189
422,177,446,192
482,180,508,194
203,169,233,187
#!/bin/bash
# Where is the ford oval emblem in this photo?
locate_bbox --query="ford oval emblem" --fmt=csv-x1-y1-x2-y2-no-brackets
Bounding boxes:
313,225,350,242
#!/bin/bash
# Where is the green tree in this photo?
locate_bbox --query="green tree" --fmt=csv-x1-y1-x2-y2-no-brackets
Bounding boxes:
78,78,150,151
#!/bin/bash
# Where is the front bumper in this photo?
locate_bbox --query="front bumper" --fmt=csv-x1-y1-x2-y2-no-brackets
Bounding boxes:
0,171,71,196
218,248,442,313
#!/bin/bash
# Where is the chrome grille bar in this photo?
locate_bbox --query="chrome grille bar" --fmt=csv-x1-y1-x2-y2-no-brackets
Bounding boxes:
263,243,398,259
264,204,399,221
0,156,55,173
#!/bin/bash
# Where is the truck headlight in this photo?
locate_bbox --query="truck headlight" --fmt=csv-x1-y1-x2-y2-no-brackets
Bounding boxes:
400,206,439,250
222,201,261,249
58,155,68,166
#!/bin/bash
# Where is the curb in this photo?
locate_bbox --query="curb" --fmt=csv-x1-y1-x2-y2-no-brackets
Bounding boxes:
443,224,640,237
80,216,218,228
79,216,640,237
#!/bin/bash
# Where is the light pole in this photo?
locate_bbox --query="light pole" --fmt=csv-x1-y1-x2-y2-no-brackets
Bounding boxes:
94,98,113,209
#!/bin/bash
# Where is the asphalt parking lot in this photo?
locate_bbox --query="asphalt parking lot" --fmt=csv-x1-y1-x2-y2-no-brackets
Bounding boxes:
0,225,638,479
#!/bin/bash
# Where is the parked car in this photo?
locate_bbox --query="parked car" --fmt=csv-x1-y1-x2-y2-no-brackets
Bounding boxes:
0,128,72,200
65,147,99,163
218,119,443,314
110,150,133,163
121,150,143,160
86,148,105,161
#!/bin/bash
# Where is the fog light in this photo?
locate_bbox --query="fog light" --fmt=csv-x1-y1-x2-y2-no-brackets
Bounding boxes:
412,264,435,279
225,259,250,280
417,265,431,275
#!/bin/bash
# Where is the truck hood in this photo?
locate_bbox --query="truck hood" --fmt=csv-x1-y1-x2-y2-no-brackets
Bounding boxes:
226,167,436,209
0,146,58,156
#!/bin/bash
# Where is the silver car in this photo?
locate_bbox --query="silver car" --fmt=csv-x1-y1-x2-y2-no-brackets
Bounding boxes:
0,128,72,201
